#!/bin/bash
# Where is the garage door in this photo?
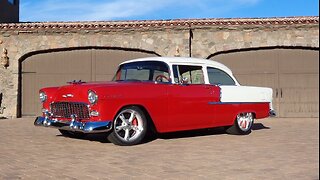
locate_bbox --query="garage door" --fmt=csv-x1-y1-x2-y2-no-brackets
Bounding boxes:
211,49,319,118
21,49,157,117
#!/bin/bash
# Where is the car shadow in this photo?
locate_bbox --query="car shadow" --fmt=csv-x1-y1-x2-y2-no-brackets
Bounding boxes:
57,133,111,143
157,123,270,140
252,123,271,131
157,127,226,140
56,122,271,144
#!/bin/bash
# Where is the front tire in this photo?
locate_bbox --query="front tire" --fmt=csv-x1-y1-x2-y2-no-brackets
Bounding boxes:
226,112,254,135
108,106,147,146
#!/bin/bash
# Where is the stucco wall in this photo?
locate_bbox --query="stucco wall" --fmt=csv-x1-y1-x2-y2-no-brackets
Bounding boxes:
0,17,319,118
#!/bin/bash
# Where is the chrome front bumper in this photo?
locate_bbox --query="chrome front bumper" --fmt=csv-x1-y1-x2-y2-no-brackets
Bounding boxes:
34,116,113,133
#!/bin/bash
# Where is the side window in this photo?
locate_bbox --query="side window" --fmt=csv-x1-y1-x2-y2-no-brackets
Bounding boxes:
173,65,205,84
207,67,235,85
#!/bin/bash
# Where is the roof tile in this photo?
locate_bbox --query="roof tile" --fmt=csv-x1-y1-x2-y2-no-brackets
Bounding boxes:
0,16,318,31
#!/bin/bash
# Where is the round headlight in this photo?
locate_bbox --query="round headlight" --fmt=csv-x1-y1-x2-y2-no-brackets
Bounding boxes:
88,90,98,104
39,91,47,103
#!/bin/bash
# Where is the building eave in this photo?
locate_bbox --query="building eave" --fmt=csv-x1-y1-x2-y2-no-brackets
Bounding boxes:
0,16,318,31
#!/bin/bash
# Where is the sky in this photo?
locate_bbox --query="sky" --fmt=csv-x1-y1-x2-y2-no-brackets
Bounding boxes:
20,0,319,22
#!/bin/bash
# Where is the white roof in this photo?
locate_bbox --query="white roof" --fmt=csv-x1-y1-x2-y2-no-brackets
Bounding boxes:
121,56,233,74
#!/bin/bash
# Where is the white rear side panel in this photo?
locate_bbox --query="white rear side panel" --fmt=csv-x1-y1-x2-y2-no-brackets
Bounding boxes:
220,86,273,104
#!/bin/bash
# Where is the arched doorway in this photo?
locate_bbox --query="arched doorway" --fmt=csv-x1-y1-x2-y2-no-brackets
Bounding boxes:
19,48,159,117
208,47,319,118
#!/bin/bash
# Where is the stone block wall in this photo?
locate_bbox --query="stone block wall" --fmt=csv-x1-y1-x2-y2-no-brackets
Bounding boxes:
0,17,319,118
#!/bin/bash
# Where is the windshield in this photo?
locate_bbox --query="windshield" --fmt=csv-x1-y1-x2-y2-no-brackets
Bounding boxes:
113,61,170,83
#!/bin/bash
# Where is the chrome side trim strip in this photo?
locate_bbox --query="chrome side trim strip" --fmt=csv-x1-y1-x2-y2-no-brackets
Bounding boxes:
208,102,268,105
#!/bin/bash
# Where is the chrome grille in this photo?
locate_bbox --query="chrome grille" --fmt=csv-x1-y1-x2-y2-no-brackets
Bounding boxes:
50,102,90,119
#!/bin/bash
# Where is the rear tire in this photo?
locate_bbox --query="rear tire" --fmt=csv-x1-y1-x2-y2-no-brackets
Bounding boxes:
226,112,254,135
108,106,148,146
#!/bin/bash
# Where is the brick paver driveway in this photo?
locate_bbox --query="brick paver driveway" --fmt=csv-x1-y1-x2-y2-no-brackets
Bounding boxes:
0,117,318,180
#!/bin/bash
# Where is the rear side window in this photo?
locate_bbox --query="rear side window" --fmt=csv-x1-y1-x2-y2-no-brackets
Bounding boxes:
207,67,235,85
173,65,205,84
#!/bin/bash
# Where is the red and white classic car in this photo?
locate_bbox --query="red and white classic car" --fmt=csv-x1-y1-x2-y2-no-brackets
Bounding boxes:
35,57,276,146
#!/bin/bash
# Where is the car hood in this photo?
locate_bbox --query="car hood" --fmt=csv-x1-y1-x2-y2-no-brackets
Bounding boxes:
48,81,152,102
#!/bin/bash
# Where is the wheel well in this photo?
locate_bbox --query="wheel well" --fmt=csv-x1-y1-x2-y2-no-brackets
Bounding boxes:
115,105,158,134
252,112,256,119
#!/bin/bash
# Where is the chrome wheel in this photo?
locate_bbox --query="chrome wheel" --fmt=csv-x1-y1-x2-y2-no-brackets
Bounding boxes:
113,109,145,143
226,112,254,135
237,112,254,132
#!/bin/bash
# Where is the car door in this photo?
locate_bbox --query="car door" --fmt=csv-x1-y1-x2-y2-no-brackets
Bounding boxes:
167,65,219,131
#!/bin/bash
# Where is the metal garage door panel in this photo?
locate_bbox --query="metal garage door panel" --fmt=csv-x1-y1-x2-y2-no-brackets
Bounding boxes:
279,74,319,117
94,50,155,81
213,50,277,74
30,50,92,74
279,49,319,74
235,74,278,88
36,74,92,87
21,73,36,116
278,50,319,117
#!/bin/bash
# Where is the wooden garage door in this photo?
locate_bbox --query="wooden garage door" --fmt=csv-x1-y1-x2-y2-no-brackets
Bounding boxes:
211,49,319,118
21,49,156,117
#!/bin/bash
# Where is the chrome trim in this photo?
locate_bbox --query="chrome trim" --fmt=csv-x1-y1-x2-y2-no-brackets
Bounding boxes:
88,90,98,105
50,102,90,119
62,94,74,98
237,112,254,132
113,109,145,142
89,110,100,117
39,91,47,103
269,109,277,117
34,115,112,133
208,102,268,105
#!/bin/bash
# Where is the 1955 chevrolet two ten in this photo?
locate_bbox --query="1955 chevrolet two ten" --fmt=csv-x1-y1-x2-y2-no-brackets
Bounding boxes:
34,57,276,146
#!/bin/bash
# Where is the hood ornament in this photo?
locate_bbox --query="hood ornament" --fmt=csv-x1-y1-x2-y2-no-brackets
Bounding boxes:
67,80,86,84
